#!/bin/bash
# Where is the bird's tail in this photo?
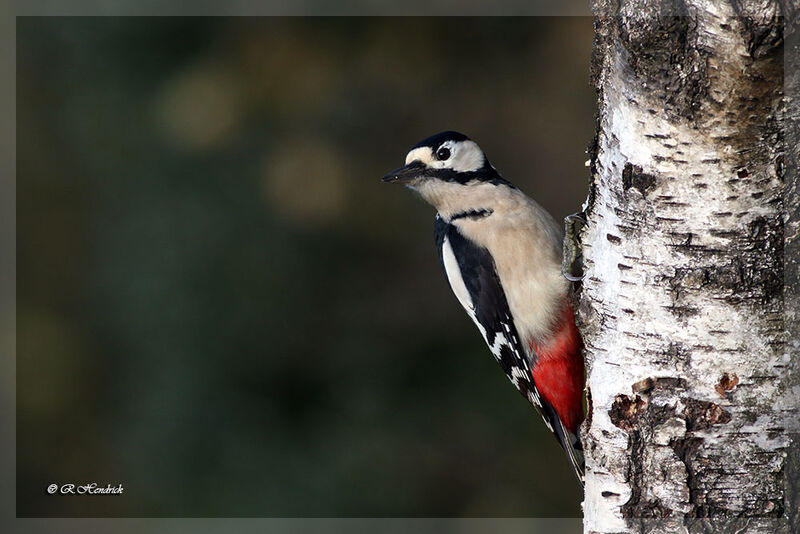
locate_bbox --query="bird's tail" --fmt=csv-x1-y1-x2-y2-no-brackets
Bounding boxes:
557,419,585,487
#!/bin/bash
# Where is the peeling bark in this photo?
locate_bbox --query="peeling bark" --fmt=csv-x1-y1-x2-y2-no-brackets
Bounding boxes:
579,1,799,533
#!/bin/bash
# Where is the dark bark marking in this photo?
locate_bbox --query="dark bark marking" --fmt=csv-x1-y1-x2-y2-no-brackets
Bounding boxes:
669,436,704,517
622,162,657,196
730,0,793,59
727,216,784,305
683,398,731,431
610,394,647,432
662,216,783,314
632,377,656,394
613,378,739,519
586,386,593,429
664,304,699,317
775,154,785,182
618,384,683,519
615,0,709,119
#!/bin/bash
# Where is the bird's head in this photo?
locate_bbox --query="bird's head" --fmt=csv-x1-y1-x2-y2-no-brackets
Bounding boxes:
382,131,496,185
382,131,514,214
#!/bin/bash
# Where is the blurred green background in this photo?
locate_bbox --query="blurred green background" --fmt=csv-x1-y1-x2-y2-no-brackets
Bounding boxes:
16,17,594,517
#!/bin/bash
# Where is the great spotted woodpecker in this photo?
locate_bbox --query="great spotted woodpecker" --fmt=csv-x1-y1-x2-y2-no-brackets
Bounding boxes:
383,131,585,484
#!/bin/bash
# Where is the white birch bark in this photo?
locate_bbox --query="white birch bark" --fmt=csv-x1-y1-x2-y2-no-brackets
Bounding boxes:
578,2,799,532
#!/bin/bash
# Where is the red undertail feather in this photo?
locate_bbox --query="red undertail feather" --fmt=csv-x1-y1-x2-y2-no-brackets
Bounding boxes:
529,304,585,434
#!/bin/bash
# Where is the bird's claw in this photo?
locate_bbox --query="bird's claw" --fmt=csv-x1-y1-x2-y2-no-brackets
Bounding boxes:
562,211,587,283
565,211,587,225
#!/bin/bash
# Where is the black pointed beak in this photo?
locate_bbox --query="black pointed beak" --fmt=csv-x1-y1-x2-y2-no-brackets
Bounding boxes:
381,160,425,184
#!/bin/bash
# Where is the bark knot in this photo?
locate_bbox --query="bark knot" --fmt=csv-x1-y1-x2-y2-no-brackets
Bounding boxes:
622,163,657,196
714,372,739,399
610,393,648,432
609,378,737,519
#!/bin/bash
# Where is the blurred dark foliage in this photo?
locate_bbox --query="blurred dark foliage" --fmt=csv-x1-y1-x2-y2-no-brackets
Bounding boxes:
17,17,594,517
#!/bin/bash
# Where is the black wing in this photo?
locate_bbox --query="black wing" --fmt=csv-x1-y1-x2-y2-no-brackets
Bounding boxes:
435,215,585,484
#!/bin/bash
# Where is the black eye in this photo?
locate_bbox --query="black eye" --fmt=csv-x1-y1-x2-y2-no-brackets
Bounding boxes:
436,147,451,160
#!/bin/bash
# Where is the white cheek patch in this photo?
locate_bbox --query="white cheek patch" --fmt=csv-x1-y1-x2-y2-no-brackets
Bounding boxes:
449,140,485,172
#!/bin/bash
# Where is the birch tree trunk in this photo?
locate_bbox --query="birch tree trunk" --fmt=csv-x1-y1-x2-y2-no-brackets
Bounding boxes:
578,2,799,533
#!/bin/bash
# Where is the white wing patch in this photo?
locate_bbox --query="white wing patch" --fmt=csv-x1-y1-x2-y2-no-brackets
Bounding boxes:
443,236,509,360
442,235,474,316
